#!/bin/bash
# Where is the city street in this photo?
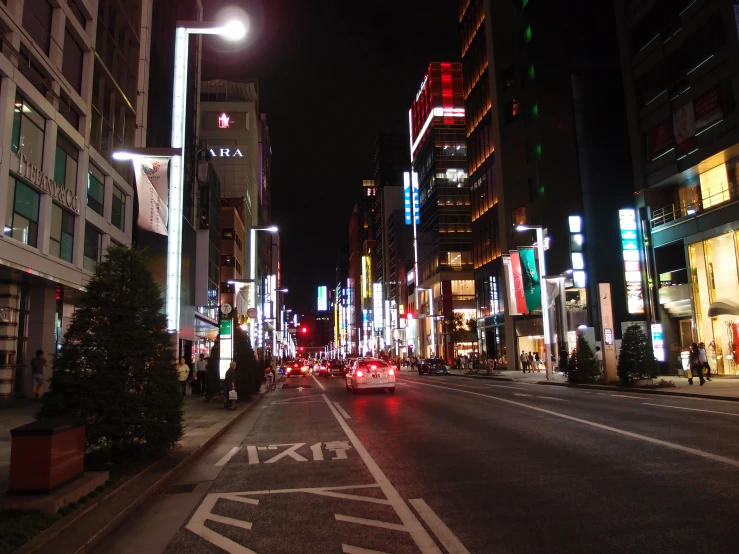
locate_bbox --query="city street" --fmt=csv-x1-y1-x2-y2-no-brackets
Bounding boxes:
96,373,739,554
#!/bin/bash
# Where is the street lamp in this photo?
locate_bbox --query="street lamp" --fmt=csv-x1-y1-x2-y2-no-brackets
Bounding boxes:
249,226,278,346
515,224,552,380
113,18,246,342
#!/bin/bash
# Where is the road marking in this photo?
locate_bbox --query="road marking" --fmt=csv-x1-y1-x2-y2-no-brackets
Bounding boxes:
342,544,391,554
215,446,241,467
311,373,327,391
335,514,407,531
263,443,308,463
609,394,642,399
271,395,324,405
407,379,739,469
642,403,739,417
186,493,259,554
537,396,568,401
246,445,259,464
410,498,471,554
514,393,532,397
311,442,324,461
322,394,443,554
334,401,351,419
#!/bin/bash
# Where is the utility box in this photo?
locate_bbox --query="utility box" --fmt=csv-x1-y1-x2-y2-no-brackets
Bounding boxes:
8,417,84,494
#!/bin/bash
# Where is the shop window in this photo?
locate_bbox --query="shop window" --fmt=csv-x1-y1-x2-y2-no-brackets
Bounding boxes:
111,186,126,231
11,95,45,168
50,204,75,263
699,163,730,209
87,165,105,216
4,177,39,247
54,133,79,189
83,222,102,271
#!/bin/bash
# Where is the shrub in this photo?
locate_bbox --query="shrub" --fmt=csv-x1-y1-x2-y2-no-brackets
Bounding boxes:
39,246,182,467
618,324,658,385
205,338,222,401
567,335,601,384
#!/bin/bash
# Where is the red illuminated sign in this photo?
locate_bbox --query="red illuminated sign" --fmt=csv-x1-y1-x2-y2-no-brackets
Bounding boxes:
218,113,231,129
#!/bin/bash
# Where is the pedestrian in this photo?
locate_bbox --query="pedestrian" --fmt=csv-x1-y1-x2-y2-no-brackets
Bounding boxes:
30,349,47,400
558,348,568,376
698,342,711,381
595,346,603,373
534,352,541,372
688,343,705,386
176,357,189,397
196,353,208,396
520,350,529,373
224,361,237,410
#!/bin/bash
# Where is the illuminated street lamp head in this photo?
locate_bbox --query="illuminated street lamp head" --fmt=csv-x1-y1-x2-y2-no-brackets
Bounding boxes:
219,20,247,41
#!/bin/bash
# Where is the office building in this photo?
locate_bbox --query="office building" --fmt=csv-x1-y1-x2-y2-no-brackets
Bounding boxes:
614,0,739,374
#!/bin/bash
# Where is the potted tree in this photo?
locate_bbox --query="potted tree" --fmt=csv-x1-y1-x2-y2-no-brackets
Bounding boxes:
617,324,658,386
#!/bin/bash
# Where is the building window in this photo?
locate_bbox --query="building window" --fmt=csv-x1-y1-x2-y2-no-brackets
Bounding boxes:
530,103,539,120
87,165,105,216
524,25,532,43
62,26,84,93
528,64,535,81
83,223,102,271
50,204,75,263
22,0,53,54
512,206,527,226
54,133,79,189
502,65,515,89
699,163,730,209
5,177,40,247
111,186,125,231
222,254,235,267
11,95,45,168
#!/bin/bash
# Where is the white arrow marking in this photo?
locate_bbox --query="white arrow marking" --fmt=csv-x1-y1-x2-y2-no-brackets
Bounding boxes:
297,387,304,392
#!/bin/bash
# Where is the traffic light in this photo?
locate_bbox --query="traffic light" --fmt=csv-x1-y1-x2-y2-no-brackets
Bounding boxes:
299,347,304,352
300,326,308,334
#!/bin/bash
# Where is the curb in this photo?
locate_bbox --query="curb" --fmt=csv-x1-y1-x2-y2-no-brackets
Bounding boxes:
536,381,739,402
17,393,265,554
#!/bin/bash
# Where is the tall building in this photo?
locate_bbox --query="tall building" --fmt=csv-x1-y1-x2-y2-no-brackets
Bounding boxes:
0,0,155,396
459,0,633,369
408,62,475,361
614,0,739,374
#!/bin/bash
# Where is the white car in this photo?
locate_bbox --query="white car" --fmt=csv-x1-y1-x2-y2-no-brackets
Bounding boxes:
346,359,396,394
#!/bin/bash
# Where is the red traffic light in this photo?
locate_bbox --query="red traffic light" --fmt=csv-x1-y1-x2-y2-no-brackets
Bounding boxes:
300,326,308,334
299,347,304,351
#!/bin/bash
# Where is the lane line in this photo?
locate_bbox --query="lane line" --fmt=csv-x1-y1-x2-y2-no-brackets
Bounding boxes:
609,395,642,399
342,544,391,554
334,401,352,420
311,374,327,391
642,402,739,417
537,396,569,402
214,446,241,467
335,514,407,531
322,394,443,554
407,379,739,469
410,498,471,554
514,393,532,397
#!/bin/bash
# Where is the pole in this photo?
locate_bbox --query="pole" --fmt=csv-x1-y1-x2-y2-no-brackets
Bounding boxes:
536,228,552,381
558,277,568,357
249,228,256,346
429,288,436,357
411,172,421,358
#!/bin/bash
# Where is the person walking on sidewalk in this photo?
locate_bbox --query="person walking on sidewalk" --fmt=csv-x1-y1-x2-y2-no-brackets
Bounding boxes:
698,342,711,381
688,343,705,386
196,353,208,396
224,361,236,410
176,357,189,397
520,351,529,373
30,349,47,399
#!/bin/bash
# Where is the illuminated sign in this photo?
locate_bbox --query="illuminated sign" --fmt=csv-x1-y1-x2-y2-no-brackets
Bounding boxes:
373,283,383,330
361,256,372,299
208,147,244,158
403,172,420,226
619,209,644,314
317,286,328,311
604,327,614,346
406,269,415,284
415,74,428,101
218,113,231,128
651,323,664,362
17,152,80,213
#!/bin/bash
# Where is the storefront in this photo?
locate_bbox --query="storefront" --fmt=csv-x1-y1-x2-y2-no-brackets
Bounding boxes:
688,229,739,376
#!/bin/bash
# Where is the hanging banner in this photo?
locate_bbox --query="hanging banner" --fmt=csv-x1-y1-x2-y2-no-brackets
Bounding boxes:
134,158,169,235
673,102,696,154
519,247,541,311
503,256,521,316
509,251,527,314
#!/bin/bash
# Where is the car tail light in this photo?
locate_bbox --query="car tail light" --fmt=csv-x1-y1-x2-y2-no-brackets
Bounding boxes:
356,370,363,378
388,369,395,376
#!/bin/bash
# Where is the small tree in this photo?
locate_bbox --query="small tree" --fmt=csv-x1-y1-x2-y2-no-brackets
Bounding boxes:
39,246,182,465
618,324,657,385
567,335,601,384
205,337,222,401
233,325,260,400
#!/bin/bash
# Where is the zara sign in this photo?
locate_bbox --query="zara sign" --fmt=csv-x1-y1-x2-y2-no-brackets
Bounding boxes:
208,147,244,158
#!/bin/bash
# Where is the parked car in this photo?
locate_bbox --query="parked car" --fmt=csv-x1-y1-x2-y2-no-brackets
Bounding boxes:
418,358,450,375
346,358,395,394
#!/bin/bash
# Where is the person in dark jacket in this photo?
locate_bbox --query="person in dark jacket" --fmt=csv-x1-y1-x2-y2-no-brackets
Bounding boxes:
688,343,705,386
224,361,236,409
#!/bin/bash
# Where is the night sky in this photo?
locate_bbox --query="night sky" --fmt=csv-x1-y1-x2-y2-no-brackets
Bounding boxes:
202,0,460,313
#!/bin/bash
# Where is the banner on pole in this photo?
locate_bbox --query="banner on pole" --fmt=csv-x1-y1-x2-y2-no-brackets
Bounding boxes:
134,158,169,235
509,251,527,314
519,247,541,311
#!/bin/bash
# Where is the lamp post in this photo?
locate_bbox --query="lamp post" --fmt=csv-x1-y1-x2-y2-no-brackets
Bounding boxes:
249,226,278,347
274,288,288,364
113,19,246,350
515,224,552,380
418,286,435,358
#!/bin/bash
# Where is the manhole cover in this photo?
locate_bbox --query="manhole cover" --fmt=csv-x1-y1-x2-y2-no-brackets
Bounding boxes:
164,483,198,494
281,384,312,389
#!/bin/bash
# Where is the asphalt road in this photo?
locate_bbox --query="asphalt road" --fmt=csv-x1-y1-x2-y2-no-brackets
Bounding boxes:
95,372,739,554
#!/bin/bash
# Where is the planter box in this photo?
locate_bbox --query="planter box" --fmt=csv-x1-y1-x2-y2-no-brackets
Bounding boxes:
633,378,656,386
8,417,84,494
